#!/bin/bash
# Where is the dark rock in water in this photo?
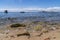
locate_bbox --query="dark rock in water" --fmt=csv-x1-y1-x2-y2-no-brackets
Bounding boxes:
10,23,26,28
41,11,48,13
20,11,25,13
4,10,8,13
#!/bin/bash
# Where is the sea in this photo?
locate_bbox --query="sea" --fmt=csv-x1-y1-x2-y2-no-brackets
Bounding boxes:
0,12,60,30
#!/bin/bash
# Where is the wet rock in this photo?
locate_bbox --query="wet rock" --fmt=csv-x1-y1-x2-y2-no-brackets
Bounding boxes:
16,32,30,38
4,10,8,13
10,23,26,28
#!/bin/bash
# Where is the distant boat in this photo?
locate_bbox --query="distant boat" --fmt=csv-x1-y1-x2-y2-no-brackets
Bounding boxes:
20,11,25,13
4,10,8,13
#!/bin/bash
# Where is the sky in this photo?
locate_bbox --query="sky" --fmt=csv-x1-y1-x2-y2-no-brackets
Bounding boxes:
0,0,60,11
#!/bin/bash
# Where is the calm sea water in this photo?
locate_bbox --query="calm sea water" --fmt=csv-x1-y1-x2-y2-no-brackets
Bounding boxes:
0,12,60,24
0,12,60,29
0,12,60,21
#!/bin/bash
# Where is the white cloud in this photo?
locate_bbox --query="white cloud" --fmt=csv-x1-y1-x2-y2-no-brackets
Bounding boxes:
0,8,20,12
23,7,60,12
19,7,60,12
45,7,60,12
0,7,60,12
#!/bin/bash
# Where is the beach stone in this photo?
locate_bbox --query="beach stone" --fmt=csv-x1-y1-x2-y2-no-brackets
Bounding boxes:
44,37,50,40
10,23,26,28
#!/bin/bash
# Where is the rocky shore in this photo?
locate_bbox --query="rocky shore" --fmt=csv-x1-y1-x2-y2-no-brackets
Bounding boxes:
0,21,60,40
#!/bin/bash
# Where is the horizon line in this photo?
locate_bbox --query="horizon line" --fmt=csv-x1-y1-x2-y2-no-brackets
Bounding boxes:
0,7,60,12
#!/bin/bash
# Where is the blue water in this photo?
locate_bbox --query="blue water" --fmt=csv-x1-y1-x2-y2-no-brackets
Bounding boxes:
0,12,60,26
0,12,60,21
0,12,60,29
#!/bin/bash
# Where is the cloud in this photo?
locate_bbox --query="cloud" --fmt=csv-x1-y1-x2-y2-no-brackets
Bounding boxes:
0,7,60,12
21,7,60,12
0,8,20,12
45,7,60,12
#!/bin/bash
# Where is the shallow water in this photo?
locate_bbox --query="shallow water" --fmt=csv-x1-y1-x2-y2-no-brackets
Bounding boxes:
0,12,60,21
0,12,60,29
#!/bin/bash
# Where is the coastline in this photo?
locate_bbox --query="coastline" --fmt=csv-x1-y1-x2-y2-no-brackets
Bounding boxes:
0,21,60,40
